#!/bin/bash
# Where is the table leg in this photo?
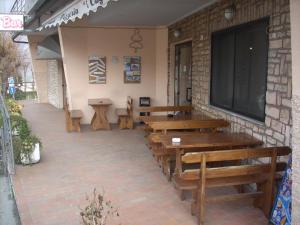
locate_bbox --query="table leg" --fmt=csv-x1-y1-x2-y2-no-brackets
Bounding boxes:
91,106,111,130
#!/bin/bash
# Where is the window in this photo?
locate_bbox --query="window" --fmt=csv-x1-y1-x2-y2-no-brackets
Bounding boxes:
210,18,269,122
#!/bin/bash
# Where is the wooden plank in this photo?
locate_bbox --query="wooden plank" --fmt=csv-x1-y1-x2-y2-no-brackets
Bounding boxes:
206,174,267,188
149,119,229,132
139,114,211,123
137,105,193,113
199,155,207,225
70,110,83,118
206,192,264,203
182,147,291,163
206,164,271,179
162,132,263,150
116,108,128,116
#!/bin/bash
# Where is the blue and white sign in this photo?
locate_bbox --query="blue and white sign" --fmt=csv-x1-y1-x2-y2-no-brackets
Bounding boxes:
8,77,15,95
8,86,15,95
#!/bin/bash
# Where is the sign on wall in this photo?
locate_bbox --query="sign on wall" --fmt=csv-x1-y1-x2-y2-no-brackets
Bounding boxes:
270,156,292,225
0,14,24,31
88,56,106,84
123,56,141,83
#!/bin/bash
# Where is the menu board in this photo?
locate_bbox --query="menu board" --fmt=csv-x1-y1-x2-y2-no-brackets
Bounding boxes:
124,56,141,83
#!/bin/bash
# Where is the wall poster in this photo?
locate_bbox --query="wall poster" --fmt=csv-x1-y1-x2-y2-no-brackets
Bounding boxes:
270,155,292,225
124,56,141,83
88,56,106,84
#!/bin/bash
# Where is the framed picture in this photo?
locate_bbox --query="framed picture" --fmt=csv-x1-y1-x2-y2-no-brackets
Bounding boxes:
124,56,141,83
88,56,106,84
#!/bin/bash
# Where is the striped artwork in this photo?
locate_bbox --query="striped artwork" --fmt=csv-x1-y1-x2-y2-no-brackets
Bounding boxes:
88,56,106,84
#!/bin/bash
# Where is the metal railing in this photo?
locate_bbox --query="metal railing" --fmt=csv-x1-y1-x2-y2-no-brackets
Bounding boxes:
0,95,15,175
10,0,25,14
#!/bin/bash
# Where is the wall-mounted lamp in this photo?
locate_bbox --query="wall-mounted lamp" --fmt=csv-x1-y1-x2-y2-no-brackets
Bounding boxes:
173,29,182,38
224,4,236,20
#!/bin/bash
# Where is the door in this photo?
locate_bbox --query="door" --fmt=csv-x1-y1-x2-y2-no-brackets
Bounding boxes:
174,42,192,106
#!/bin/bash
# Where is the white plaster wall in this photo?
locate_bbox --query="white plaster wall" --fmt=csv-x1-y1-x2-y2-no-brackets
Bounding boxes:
290,0,300,223
47,60,64,109
58,27,168,124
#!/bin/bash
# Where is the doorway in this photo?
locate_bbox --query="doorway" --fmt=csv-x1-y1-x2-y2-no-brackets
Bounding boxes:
174,41,192,106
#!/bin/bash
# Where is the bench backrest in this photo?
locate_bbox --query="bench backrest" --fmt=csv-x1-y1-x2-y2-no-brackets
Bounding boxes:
179,146,291,182
138,105,193,113
127,96,133,117
179,146,291,222
149,119,229,134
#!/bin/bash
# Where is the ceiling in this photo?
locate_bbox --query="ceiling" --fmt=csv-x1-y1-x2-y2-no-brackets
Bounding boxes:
72,0,217,27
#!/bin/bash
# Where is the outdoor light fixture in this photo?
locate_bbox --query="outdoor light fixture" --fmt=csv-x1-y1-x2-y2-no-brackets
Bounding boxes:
173,29,182,38
224,4,236,20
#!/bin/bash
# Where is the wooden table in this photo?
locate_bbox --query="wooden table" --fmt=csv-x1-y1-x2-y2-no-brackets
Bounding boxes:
138,113,211,124
160,132,263,152
88,98,112,130
159,132,263,179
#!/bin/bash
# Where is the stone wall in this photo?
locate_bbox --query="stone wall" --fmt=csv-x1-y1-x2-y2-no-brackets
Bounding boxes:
168,0,292,147
47,60,63,109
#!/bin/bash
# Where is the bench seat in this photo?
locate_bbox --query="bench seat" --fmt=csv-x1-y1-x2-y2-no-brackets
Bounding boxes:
68,109,83,132
115,108,128,116
116,96,133,129
70,110,83,119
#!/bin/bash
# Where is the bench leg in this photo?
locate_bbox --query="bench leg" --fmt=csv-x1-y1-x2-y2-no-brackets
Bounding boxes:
127,117,134,129
71,118,81,132
118,116,127,129
254,182,265,209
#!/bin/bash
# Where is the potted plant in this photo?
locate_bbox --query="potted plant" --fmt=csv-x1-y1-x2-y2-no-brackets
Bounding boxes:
19,135,42,165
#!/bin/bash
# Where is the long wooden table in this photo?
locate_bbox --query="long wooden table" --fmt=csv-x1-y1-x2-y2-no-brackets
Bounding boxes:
160,132,262,152
159,132,263,179
138,113,211,124
88,98,112,130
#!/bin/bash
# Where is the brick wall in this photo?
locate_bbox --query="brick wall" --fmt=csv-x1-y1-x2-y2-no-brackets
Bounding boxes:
168,0,292,147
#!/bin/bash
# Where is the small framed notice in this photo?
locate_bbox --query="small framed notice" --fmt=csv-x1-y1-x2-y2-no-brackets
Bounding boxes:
123,56,141,83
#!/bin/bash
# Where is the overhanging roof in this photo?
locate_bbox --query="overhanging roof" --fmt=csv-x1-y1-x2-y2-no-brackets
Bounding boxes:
38,0,117,30
38,0,217,30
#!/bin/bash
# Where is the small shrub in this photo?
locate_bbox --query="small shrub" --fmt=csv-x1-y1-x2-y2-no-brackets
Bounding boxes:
14,89,27,100
80,189,119,225
5,98,22,115
12,136,23,164
10,114,31,139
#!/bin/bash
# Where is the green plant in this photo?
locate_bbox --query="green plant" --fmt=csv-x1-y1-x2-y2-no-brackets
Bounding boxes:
80,189,119,225
10,114,30,139
5,98,22,115
14,89,26,100
13,134,42,164
12,136,23,164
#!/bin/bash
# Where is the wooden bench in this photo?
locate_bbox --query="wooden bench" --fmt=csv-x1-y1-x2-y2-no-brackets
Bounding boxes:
64,101,83,132
137,105,193,115
116,96,133,129
148,119,230,134
65,107,83,132
147,120,230,178
177,146,291,225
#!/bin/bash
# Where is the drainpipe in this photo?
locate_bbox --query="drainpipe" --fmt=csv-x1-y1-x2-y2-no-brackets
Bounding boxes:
12,32,29,44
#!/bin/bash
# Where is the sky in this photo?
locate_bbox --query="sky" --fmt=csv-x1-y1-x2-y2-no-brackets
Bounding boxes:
0,0,16,13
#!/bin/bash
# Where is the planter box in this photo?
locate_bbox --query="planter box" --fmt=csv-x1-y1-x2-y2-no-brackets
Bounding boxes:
20,143,40,165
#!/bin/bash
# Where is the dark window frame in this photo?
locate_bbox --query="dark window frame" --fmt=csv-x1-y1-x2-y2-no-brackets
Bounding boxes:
210,17,269,122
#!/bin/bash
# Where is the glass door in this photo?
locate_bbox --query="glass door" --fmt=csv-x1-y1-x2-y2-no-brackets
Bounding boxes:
174,41,192,106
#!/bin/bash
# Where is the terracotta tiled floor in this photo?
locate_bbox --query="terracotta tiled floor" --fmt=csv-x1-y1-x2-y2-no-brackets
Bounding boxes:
12,102,269,225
